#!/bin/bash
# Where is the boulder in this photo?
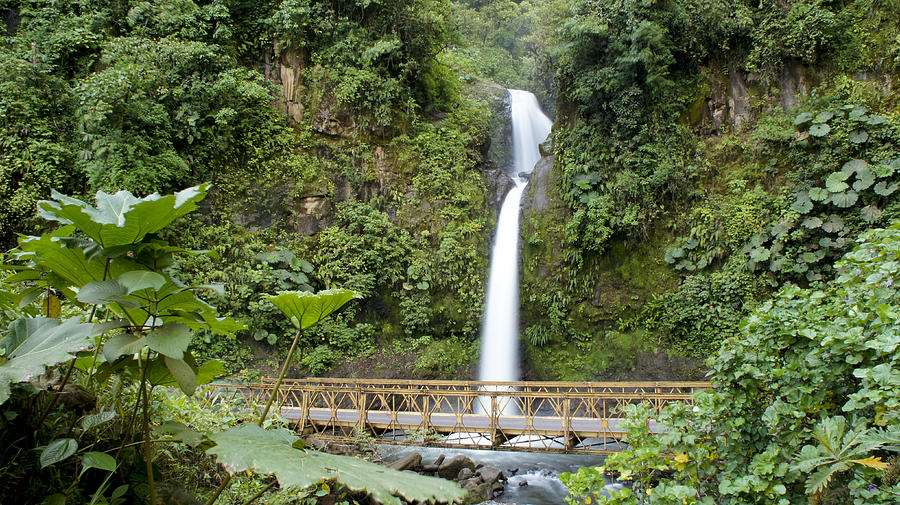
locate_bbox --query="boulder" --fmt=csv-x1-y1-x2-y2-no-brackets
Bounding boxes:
477,465,504,484
389,453,421,472
457,467,474,481
460,477,482,491
434,454,446,466
422,464,439,473
437,455,475,480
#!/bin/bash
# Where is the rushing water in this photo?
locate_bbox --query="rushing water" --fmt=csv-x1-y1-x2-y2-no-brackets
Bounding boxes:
382,446,611,505
478,89,553,387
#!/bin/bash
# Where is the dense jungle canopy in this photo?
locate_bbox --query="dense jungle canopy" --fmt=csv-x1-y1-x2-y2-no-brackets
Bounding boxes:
0,0,899,503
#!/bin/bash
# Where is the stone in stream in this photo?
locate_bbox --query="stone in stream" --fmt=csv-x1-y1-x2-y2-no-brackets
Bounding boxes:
434,454,446,466
457,467,474,481
518,480,528,487
437,455,475,479
477,465,504,483
460,477,482,490
461,482,494,505
422,464,439,472
389,453,421,471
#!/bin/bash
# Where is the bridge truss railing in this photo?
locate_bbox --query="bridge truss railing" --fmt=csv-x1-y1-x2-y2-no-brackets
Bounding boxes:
206,380,710,454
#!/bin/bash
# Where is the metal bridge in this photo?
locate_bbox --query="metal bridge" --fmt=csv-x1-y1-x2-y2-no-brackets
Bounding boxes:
208,378,710,455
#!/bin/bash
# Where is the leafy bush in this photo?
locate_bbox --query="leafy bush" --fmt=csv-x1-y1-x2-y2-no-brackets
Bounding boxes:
563,223,900,505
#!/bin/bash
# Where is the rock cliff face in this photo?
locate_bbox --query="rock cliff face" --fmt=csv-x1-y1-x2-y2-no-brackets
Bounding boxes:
240,48,515,236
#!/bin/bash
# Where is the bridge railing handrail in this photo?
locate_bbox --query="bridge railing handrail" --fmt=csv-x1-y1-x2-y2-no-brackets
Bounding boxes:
258,378,711,388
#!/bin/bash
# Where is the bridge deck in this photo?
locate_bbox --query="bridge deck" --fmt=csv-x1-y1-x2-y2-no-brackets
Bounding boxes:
210,379,707,455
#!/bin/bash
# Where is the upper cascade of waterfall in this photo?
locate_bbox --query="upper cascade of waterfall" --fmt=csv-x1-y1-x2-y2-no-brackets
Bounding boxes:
478,90,553,385
508,89,553,186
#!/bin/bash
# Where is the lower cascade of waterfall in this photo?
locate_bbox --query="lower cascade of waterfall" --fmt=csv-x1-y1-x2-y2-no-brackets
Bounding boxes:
477,89,553,412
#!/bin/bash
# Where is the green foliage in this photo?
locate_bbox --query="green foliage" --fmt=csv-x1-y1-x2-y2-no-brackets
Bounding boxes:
412,335,477,379
641,259,762,357
0,317,103,403
564,223,900,505
265,289,362,330
207,424,464,505
270,0,456,124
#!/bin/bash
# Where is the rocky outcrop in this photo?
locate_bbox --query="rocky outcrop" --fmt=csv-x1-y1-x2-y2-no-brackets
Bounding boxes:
384,452,507,504
312,91,357,137
522,154,554,215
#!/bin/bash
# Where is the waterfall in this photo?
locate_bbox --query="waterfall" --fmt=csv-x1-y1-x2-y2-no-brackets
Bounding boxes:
478,89,553,392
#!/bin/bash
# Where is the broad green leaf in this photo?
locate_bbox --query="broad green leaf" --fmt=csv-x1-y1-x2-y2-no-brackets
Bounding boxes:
76,280,141,308
802,217,823,229
154,421,203,448
825,172,849,193
81,451,117,474
842,159,868,174
165,356,197,395
852,169,875,191
849,104,867,119
813,111,834,123
207,424,464,505
144,324,191,359
793,112,813,126
36,185,209,248
82,411,116,431
809,123,830,137
790,192,813,214
0,317,101,404
808,187,829,201
831,191,858,208
750,248,771,262
103,334,144,361
849,129,868,144
861,205,882,223
874,181,899,196
115,271,166,292
17,235,140,290
40,438,78,468
266,289,362,330
821,215,845,234
196,359,226,384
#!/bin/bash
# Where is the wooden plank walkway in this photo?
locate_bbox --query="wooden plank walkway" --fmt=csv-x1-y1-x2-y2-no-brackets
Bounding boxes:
208,379,709,455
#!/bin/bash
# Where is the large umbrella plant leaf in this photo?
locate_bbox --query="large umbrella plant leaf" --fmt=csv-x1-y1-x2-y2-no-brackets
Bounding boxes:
36,184,209,248
207,424,465,505
0,317,102,404
266,289,362,330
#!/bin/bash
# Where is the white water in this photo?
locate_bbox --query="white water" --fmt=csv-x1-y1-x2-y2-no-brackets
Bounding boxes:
478,89,553,389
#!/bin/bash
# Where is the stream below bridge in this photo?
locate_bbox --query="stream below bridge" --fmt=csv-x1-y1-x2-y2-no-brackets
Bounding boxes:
381,445,619,505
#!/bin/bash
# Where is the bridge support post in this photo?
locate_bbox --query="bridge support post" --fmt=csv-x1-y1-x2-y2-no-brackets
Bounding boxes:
357,391,368,432
490,394,498,450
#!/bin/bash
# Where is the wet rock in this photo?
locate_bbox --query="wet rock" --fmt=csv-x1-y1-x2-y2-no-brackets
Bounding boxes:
477,465,504,484
518,481,528,487
389,453,421,472
521,154,554,214
437,455,475,480
312,93,356,136
462,482,494,505
434,454,446,466
507,468,518,476
422,464,439,473
460,477,482,490
457,467,474,481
